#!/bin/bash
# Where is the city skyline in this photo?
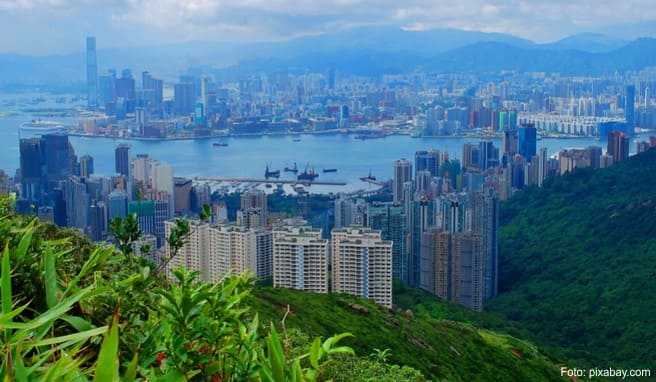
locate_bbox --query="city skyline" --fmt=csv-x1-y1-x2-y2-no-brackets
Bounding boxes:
1,3,656,380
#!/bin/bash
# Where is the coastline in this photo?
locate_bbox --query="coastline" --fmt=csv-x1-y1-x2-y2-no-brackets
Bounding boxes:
66,130,605,142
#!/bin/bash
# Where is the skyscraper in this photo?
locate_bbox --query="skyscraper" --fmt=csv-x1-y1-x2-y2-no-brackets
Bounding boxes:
174,82,196,115
79,155,94,178
19,138,44,202
86,36,98,108
393,159,412,204
367,202,407,281
414,149,440,177
142,71,164,111
331,227,393,308
334,195,366,228
518,123,537,160
607,131,630,163
625,85,636,127
238,189,268,228
273,226,329,293
502,129,518,159
477,141,499,170
107,190,128,222
327,68,336,90
64,176,89,230
41,134,74,183
115,144,130,177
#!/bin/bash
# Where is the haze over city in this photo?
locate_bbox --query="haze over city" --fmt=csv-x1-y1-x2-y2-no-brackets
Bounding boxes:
1,0,656,54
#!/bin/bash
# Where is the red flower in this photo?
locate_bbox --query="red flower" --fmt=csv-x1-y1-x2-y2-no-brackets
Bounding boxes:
155,352,167,366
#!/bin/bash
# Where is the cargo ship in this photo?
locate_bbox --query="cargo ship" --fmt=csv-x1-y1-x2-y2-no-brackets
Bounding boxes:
265,165,280,179
360,171,376,182
297,164,319,181
284,163,298,173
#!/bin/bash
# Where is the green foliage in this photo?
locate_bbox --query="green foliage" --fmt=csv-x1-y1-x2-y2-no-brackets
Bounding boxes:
156,218,191,273
109,213,141,261
0,223,108,381
319,355,426,382
250,287,564,381
490,148,656,369
0,199,356,381
198,204,212,222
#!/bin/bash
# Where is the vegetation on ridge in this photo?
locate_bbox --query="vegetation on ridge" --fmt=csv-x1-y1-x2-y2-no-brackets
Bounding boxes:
488,148,656,369
0,193,568,381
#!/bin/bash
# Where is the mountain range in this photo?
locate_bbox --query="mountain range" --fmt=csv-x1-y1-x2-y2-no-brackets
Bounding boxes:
0,26,654,85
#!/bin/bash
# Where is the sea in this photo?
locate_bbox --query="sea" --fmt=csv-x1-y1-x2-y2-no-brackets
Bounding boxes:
0,93,649,194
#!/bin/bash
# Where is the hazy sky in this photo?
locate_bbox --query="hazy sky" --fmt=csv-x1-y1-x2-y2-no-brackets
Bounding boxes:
1,0,655,55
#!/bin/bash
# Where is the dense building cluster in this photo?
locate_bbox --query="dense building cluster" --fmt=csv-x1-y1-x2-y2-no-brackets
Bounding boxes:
78,37,656,141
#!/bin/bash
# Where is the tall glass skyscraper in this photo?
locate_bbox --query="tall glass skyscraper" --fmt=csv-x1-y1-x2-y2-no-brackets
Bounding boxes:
86,36,98,108
518,123,537,160
625,85,636,127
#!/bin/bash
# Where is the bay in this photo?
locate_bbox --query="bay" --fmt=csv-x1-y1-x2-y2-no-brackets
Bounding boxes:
0,113,648,193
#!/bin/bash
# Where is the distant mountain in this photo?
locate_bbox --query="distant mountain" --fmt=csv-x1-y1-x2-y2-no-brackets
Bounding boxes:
260,26,535,57
1,26,655,85
232,37,656,76
428,38,656,74
0,26,535,85
540,33,628,52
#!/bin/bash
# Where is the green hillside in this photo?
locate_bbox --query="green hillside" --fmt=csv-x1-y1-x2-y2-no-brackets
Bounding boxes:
250,287,564,381
0,195,564,381
488,148,656,369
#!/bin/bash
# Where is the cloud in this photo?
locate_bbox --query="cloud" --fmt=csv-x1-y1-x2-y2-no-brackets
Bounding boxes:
1,0,655,54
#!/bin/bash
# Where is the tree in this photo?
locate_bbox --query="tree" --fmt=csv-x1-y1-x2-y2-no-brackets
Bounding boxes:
109,213,141,262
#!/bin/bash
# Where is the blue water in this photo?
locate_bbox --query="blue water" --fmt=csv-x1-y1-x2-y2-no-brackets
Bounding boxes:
0,114,647,192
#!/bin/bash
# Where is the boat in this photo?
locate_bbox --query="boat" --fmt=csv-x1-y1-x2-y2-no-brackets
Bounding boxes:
20,120,65,132
297,164,319,181
213,142,228,147
323,168,338,173
265,165,280,179
284,163,298,173
293,138,301,142
360,171,377,182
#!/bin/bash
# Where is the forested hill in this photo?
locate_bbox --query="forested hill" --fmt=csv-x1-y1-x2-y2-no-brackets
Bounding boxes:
490,147,656,368
250,287,564,381
0,195,563,381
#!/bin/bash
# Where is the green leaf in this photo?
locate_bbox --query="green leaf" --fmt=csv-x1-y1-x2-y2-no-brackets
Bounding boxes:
14,351,28,382
44,247,59,309
3,285,95,331
123,353,138,381
93,312,120,382
62,315,94,332
15,223,34,260
309,337,322,369
267,324,286,382
32,326,107,347
1,244,12,316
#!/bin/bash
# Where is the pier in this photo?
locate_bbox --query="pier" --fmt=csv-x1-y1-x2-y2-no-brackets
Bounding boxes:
193,176,347,186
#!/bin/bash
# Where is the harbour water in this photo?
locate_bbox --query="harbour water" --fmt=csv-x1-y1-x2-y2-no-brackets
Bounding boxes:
0,114,649,193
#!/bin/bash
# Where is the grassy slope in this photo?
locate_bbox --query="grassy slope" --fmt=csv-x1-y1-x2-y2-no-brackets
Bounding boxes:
250,287,564,381
489,148,656,369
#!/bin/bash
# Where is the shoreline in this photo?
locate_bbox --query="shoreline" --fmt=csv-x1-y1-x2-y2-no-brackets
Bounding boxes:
65,130,606,142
